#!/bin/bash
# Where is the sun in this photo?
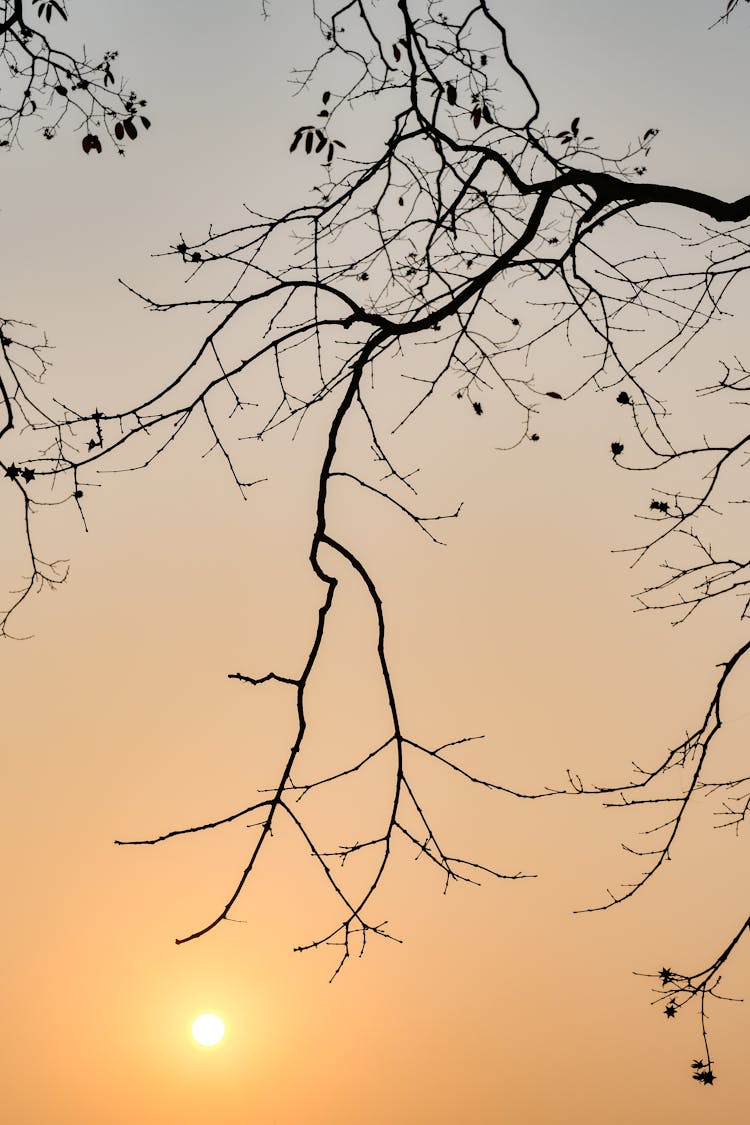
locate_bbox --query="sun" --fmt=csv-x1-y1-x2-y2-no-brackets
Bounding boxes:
192,1013,225,1047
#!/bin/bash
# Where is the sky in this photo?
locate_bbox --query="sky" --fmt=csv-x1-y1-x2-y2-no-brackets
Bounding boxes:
1,1,749,1121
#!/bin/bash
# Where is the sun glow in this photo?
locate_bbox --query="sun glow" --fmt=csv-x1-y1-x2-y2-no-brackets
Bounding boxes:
192,1013,225,1047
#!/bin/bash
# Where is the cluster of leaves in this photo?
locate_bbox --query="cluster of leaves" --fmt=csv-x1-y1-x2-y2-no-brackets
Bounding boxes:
3,462,35,482
290,91,345,163
32,0,65,24
691,1062,716,1086
444,79,492,128
0,2,148,152
82,105,150,155
554,115,590,146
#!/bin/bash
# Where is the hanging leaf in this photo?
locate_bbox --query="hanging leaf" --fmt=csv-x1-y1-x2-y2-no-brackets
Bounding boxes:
482,103,492,124
393,44,401,61
326,142,334,163
305,130,314,154
140,116,151,130
315,129,327,153
545,391,563,400
124,118,138,141
322,91,331,105
472,107,481,129
114,121,124,141
446,82,457,106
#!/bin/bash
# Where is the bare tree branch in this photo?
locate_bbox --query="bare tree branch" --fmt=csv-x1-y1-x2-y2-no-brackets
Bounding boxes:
4,0,750,1081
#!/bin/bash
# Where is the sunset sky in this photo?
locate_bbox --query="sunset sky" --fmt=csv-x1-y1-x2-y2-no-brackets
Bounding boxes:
2,1,749,1121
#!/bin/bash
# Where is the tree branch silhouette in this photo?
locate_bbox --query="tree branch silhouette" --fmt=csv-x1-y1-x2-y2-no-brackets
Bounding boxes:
4,0,749,1077
0,0,146,634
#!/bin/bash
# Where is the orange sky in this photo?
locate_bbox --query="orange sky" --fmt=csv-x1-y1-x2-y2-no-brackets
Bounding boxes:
1,1,748,1121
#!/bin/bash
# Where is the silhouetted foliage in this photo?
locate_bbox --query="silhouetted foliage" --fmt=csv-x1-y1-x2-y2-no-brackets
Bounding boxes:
0,0,145,151
3,0,749,1084
0,0,146,626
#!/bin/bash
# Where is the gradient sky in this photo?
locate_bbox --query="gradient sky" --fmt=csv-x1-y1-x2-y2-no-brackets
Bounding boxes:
2,1,749,1121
